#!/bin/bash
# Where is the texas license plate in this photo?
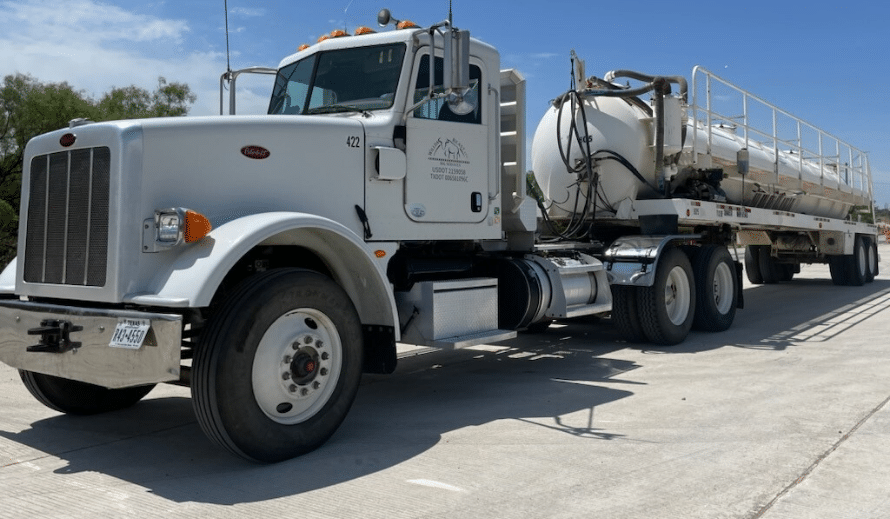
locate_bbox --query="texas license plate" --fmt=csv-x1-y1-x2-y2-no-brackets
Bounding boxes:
109,318,151,349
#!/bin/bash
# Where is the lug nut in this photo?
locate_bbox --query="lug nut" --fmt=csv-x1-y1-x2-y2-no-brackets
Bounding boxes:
301,388,309,396
316,340,324,348
320,368,328,376
283,355,292,364
304,335,313,344
282,372,291,380
321,352,330,361
313,381,320,389
288,384,297,393
291,341,300,350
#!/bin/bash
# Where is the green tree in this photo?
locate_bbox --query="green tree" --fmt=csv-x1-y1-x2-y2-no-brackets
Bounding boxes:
97,77,196,119
0,74,196,267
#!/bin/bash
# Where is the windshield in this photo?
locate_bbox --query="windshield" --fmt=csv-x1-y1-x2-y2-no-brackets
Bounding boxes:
268,43,406,115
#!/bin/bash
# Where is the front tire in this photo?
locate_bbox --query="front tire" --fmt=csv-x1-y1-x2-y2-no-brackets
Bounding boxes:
19,371,154,415
637,246,695,345
691,245,737,332
192,269,363,463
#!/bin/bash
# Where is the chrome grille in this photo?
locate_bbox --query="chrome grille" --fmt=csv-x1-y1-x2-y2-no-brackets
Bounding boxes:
23,147,110,286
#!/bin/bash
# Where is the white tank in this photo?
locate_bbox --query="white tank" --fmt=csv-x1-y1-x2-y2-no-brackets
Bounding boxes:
531,95,656,218
531,78,871,221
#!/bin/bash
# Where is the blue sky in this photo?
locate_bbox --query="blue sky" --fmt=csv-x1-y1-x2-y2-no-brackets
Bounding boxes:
2,0,888,207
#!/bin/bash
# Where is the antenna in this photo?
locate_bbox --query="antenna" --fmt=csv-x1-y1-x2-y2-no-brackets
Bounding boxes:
224,0,232,73
449,0,453,25
344,0,354,32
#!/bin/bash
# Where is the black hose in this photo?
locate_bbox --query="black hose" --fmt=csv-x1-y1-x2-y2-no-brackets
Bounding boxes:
604,69,688,103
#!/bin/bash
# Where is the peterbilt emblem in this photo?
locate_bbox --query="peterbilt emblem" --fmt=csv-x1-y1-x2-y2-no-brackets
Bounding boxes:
60,133,76,147
241,145,270,159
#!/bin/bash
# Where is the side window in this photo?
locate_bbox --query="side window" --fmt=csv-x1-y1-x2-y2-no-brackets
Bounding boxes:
413,55,482,124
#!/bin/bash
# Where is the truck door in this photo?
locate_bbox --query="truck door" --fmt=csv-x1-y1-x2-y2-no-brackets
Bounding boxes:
404,53,488,223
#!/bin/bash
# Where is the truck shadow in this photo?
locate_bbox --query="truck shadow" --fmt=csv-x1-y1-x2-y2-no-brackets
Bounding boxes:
0,339,638,505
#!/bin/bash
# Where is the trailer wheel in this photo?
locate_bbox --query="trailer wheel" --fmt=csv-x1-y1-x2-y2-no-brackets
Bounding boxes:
744,246,764,284
691,245,737,332
637,246,695,345
19,371,155,415
193,269,363,463
757,246,784,284
865,237,877,283
828,256,847,285
779,264,795,282
848,235,868,286
610,285,645,342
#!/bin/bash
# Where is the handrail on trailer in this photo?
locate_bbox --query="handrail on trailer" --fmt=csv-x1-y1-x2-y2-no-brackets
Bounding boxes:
689,66,873,206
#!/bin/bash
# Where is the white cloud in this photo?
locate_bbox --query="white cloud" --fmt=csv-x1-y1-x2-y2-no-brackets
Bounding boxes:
0,0,259,116
2,0,189,44
229,6,265,17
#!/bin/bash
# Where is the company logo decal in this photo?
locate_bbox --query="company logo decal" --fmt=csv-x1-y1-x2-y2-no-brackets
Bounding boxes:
241,145,270,160
60,133,76,147
427,138,469,183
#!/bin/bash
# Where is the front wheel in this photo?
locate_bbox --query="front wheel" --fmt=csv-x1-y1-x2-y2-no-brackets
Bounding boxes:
192,269,363,463
19,371,155,415
637,246,695,345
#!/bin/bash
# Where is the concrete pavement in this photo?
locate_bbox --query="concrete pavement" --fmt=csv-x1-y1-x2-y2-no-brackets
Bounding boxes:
1,243,889,518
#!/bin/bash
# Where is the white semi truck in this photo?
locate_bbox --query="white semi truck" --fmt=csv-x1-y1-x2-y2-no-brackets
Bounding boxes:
0,9,879,462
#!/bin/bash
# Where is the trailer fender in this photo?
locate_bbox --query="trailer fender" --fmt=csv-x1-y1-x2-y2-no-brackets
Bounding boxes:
125,212,398,338
603,235,701,287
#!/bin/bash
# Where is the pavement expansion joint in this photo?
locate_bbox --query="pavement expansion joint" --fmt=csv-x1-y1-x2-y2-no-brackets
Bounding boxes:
748,392,890,518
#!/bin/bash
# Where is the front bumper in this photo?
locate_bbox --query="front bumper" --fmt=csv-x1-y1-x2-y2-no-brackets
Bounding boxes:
0,300,182,389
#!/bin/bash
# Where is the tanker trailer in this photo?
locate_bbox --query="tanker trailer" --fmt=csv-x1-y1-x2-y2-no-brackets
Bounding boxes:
531,66,872,223
530,61,877,345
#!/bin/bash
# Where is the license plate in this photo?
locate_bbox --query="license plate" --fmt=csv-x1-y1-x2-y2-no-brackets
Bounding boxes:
109,318,151,349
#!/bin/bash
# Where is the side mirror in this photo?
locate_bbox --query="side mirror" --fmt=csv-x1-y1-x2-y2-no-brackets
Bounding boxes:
377,9,392,27
443,29,475,115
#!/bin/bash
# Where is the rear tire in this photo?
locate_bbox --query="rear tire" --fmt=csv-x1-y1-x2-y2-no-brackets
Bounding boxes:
758,246,783,284
691,245,737,332
779,263,795,282
192,269,363,463
865,237,877,283
611,285,645,342
744,245,764,284
19,371,154,415
829,256,847,285
849,235,868,286
637,246,695,345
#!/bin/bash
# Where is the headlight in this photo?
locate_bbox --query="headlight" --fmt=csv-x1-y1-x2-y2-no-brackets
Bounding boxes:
157,211,182,243
144,208,212,252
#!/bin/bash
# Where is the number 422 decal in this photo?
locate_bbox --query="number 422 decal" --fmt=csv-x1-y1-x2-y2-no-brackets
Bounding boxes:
346,136,360,148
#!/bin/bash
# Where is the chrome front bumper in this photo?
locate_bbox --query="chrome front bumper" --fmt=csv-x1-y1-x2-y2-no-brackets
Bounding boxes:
0,299,181,389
